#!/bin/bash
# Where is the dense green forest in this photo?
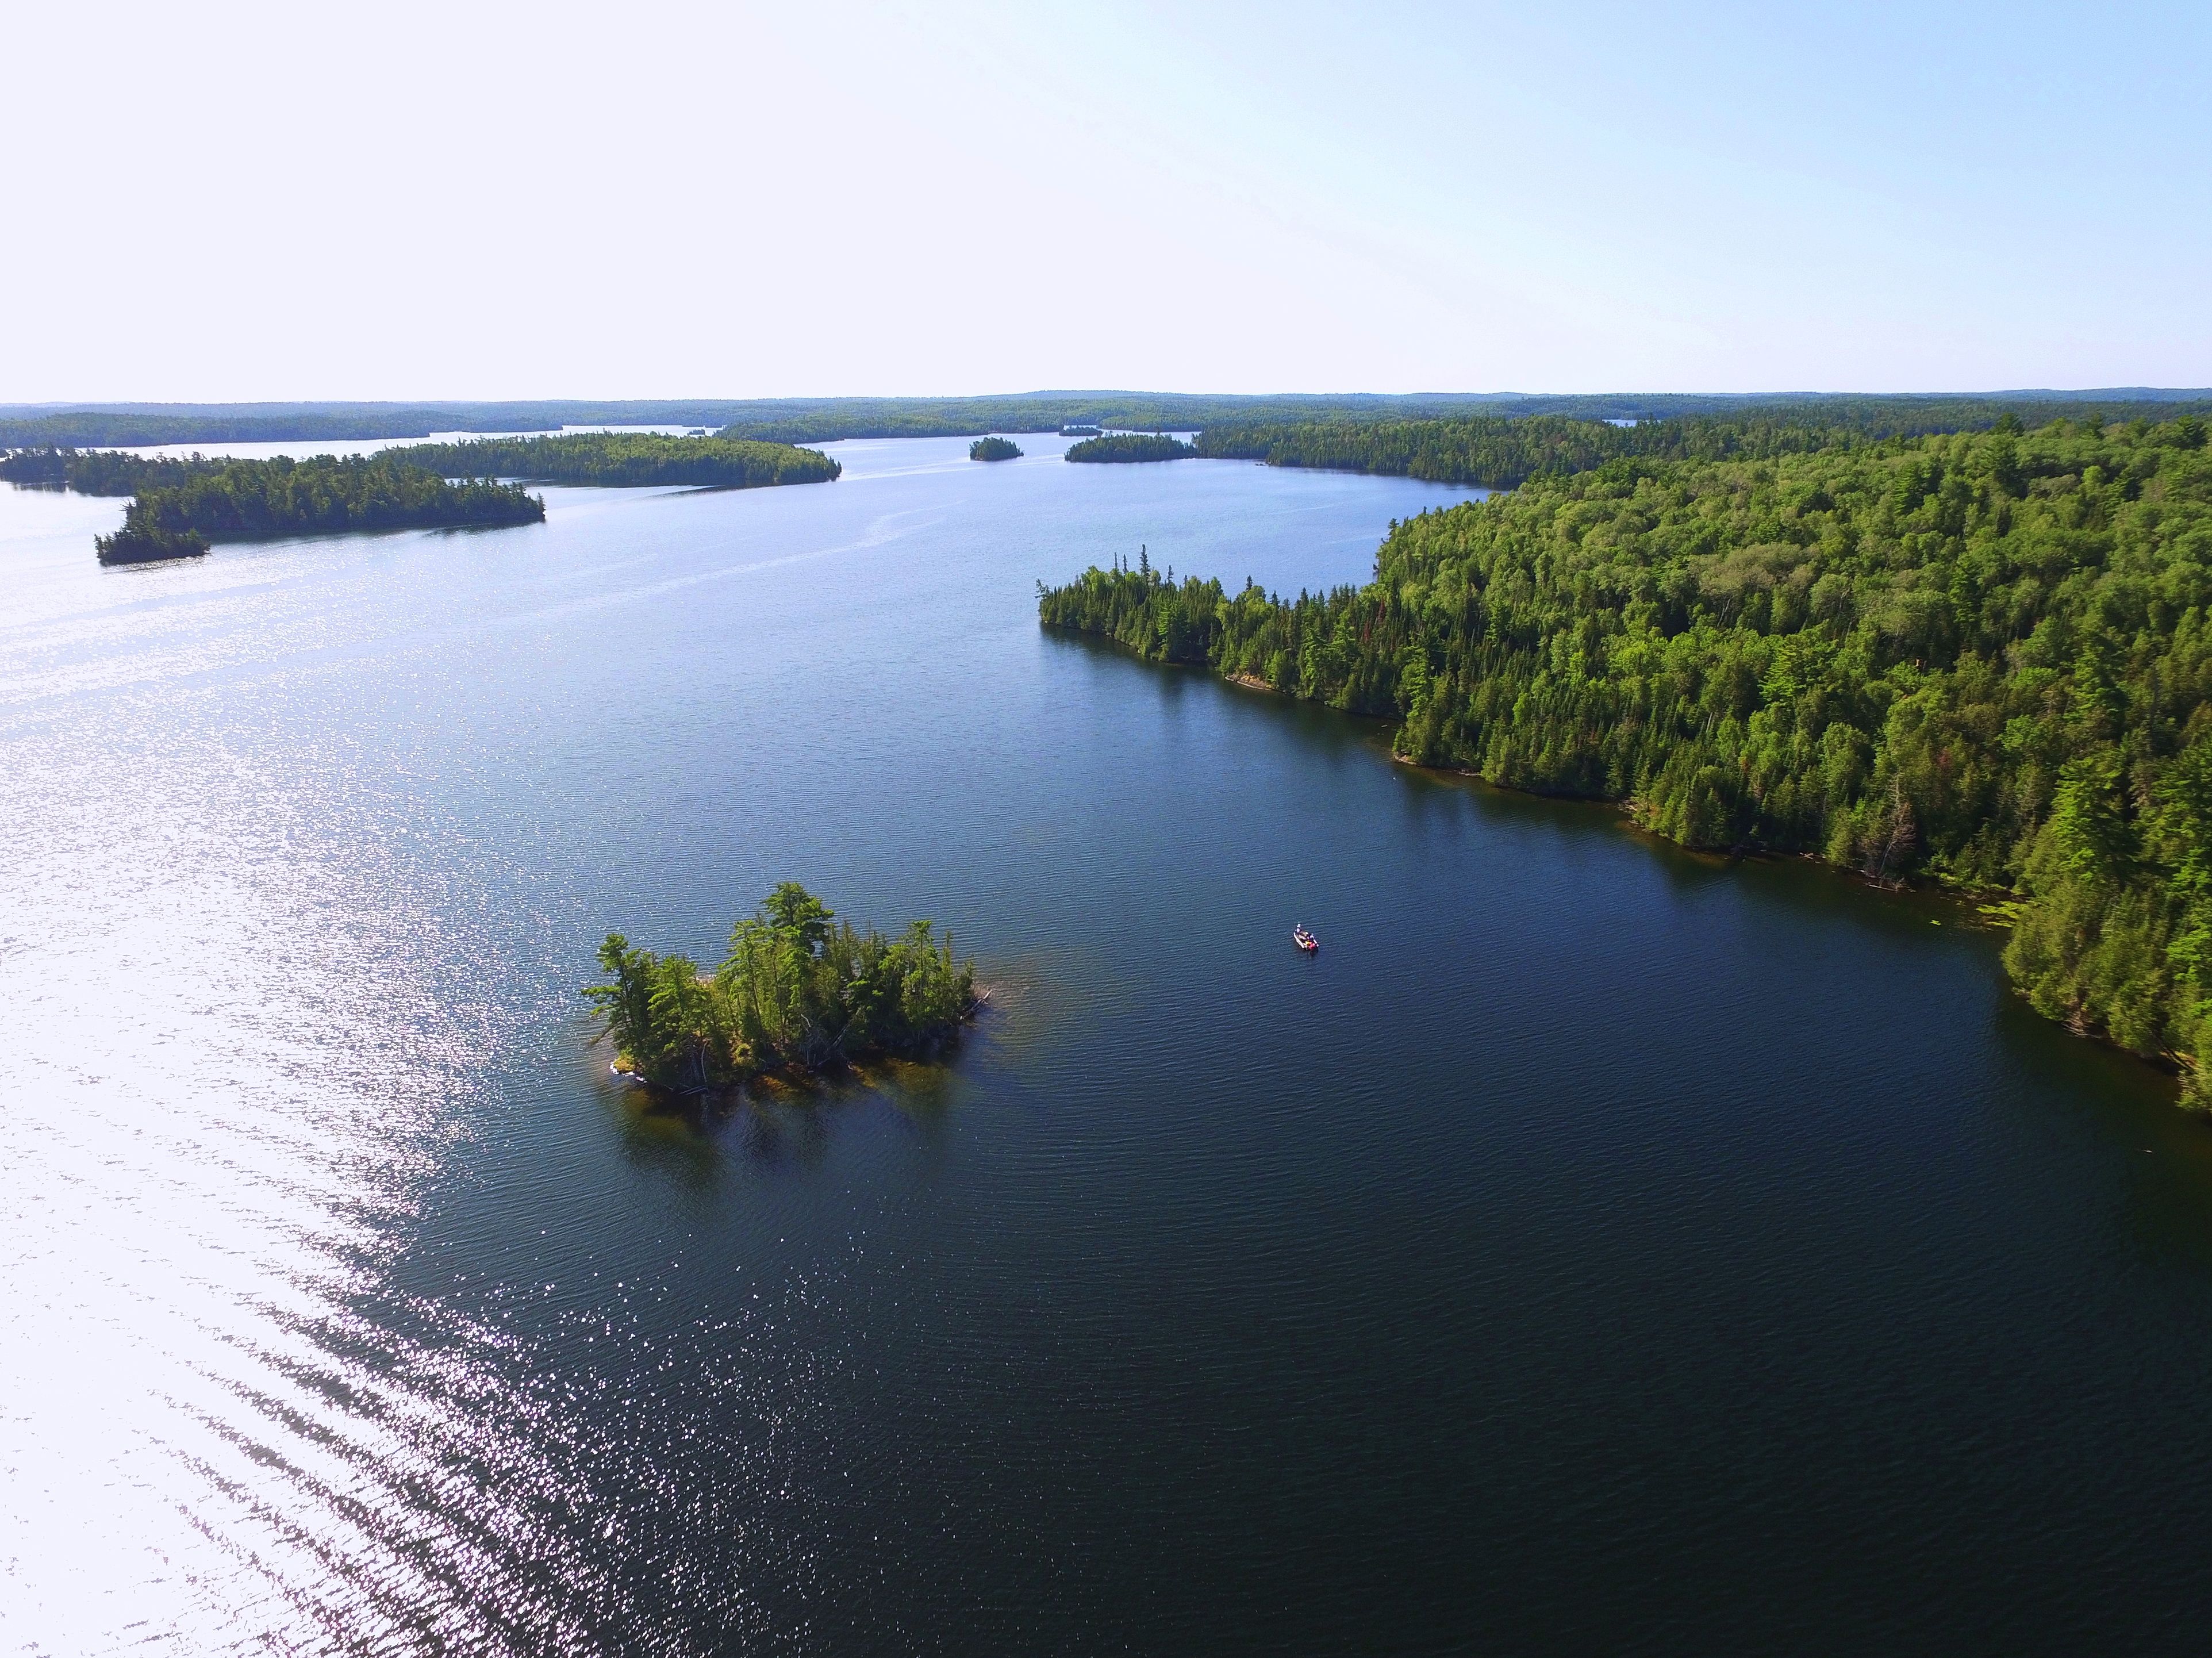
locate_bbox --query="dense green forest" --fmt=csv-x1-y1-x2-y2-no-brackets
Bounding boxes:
379,432,839,488
1040,415,2212,1102
970,437,1023,462
95,455,543,564
0,447,72,486
1195,415,1849,487
587,884,980,1092
2,447,217,494
1066,433,1197,463
5,433,839,494
1188,406,2212,489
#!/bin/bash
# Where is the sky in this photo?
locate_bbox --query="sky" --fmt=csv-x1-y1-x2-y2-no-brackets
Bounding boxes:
2,0,2206,401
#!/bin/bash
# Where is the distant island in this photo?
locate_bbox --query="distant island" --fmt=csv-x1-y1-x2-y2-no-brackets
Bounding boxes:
1040,414,2212,1108
94,454,543,565
588,884,979,1093
1065,434,1196,464
970,437,1023,462
380,432,839,489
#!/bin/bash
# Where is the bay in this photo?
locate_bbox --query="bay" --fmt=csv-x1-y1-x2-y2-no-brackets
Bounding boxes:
3,434,2209,1654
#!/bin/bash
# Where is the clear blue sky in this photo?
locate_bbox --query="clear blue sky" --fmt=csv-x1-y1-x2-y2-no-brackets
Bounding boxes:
5,0,2205,400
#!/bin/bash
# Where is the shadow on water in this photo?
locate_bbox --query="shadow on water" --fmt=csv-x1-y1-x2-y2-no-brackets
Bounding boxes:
1092,628,2202,1119
601,1047,974,1182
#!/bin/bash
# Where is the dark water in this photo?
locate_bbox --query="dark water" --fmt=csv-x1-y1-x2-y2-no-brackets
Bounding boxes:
5,436,2211,1654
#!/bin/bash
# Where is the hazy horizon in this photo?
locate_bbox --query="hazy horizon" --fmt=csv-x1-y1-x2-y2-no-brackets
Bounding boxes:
6,386,2212,414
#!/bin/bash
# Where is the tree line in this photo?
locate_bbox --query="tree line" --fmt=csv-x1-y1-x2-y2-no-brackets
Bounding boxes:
95,454,543,564
10,391,2209,453
0,409,561,449
379,432,840,488
5,432,842,496
1,447,220,494
587,884,980,1093
1193,414,1875,488
1065,434,1197,463
1040,414,2212,1102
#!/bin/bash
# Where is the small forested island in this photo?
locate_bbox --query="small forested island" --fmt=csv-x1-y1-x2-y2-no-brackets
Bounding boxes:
970,437,1023,462
1041,414,2212,1104
379,432,840,488
94,454,543,565
587,884,980,1094
1065,433,1196,463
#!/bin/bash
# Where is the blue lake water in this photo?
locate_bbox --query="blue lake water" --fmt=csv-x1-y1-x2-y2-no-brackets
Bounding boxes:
3,435,2210,1653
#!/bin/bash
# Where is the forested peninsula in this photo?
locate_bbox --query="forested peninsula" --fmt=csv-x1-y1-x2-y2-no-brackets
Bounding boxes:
1066,434,1196,463
1040,415,2212,1102
588,885,980,1093
94,455,542,564
1193,404,2212,488
380,432,839,488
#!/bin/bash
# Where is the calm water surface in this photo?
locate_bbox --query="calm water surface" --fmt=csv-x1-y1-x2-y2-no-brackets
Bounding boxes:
4,437,2210,1654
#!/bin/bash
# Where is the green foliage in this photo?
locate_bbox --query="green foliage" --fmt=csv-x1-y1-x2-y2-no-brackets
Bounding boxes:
7,433,838,498
970,437,1023,462
1040,417,2212,1096
1193,414,1842,487
94,523,210,565
585,886,980,1092
94,454,543,558
381,432,839,488
1065,434,1196,464
0,447,70,485
2,447,190,494
1036,550,1221,665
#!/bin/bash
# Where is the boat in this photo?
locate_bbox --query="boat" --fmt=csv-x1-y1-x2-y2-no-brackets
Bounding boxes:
1293,925,1318,953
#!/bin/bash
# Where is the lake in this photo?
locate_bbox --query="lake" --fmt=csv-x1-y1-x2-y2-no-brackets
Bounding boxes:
5,435,2210,1654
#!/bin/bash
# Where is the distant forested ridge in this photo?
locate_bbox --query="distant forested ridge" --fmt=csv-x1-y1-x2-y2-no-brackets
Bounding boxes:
0,409,560,449
9,390,2210,451
1040,415,2212,1102
95,454,542,564
380,432,839,488
587,884,979,1093
3,433,839,495
970,437,1023,462
1065,434,1196,463
708,391,2212,446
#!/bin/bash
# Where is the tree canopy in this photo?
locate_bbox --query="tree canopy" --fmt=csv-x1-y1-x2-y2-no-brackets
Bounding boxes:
586,885,980,1093
380,432,839,488
970,437,1023,462
1065,434,1196,464
94,454,543,563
